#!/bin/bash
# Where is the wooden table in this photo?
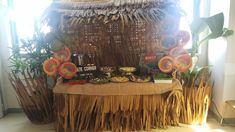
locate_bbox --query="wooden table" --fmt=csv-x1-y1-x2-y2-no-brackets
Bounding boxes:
53,79,183,132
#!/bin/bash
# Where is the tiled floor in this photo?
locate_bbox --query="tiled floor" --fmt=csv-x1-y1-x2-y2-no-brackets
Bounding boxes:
0,113,234,132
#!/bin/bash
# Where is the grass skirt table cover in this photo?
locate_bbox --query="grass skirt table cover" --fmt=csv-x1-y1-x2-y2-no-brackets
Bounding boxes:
53,79,183,131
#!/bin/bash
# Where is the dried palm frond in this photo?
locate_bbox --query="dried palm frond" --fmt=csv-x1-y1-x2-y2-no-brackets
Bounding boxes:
9,71,54,124
179,69,212,124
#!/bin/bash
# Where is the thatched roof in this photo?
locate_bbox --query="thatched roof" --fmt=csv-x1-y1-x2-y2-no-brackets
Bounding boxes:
42,0,182,31
51,0,179,8
42,0,183,66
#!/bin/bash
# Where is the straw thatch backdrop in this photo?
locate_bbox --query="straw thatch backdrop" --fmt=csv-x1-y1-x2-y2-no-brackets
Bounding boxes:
43,0,182,67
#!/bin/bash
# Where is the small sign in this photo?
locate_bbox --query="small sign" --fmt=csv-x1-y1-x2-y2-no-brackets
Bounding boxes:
139,53,158,66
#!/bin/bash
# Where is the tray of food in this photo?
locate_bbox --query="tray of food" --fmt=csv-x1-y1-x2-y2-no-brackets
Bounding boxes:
89,77,110,84
119,67,136,73
111,76,129,83
130,75,151,83
100,66,116,73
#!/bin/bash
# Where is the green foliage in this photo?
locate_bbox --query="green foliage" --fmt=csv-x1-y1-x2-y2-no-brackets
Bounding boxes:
154,73,172,79
181,13,233,83
9,27,73,77
180,65,211,85
9,31,53,77
190,13,233,56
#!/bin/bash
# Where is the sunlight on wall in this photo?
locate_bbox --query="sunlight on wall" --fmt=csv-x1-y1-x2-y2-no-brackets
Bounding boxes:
179,0,193,49
209,38,227,62
180,0,193,22
9,0,52,39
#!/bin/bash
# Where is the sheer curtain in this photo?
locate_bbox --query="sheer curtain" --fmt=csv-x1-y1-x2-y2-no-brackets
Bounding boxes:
0,1,7,118
0,57,5,118
0,0,12,117
0,56,4,118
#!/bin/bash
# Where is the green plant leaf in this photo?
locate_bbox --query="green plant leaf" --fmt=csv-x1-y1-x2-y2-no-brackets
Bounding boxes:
202,13,224,38
190,13,233,57
190,19,207,34
181,71,191,79
222,28,234,37
191,13,225,42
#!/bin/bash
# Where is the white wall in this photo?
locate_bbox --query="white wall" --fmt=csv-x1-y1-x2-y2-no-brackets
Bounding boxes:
208,38,227,115
222,0,235,118
208,0,235,118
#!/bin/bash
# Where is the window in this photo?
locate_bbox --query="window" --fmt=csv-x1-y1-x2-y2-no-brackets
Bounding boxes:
8,0,51,47
179,0,194,49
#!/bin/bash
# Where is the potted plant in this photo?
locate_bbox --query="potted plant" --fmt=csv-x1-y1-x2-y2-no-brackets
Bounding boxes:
179,13,233,124
9,30,55,124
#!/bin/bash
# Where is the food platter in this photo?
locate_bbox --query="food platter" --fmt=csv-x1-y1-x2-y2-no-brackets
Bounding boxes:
130,75,151,83
100,66,116,73
89,77,110,84
119,67,136,73
119,67,136,75
100,66,116,77
111,76,129,83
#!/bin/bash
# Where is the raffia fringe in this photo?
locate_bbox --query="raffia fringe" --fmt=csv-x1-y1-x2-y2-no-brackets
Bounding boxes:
54,0,179,7
179,69,213,125
54,90,183,131
42,0,181,29
180,81,212,124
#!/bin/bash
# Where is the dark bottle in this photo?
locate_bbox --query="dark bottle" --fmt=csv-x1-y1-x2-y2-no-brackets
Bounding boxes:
71,53,78,66
77,54,84,72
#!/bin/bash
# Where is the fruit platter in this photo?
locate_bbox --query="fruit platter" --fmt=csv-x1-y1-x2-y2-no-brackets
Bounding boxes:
111,76,129,83
89,77,110,84
130,75,151,83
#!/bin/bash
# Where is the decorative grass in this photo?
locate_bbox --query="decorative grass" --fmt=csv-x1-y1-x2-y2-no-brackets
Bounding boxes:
179,70,212,125
9,71,54,124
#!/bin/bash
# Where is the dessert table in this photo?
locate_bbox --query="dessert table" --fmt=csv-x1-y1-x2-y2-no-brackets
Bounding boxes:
53,79,183,132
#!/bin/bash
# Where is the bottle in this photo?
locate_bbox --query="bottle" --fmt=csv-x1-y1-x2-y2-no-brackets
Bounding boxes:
71,53,78,66
77,54,84,73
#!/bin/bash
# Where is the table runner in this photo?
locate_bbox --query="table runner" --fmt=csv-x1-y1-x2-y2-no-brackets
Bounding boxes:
53,79,182,95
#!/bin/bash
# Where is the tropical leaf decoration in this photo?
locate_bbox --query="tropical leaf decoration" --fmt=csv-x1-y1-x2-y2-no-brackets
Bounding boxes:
190,12,233,56
188,12,234,74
